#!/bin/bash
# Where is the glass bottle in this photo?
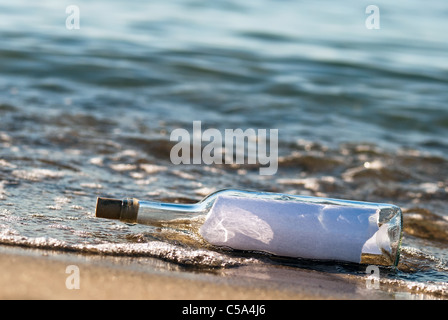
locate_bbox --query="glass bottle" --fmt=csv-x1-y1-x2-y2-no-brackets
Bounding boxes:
95,189,403,266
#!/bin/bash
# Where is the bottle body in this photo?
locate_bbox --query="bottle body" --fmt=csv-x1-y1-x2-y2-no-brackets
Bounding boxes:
96,189,403,266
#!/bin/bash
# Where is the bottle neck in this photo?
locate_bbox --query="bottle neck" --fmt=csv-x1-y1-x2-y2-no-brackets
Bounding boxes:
123,189,263,224
134,199,207,224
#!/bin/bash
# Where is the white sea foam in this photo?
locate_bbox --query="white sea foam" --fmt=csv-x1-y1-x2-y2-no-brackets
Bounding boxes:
77,241,254,267
12,168,65,181
140,163,167,174
110,163,137,171
0,182,6,200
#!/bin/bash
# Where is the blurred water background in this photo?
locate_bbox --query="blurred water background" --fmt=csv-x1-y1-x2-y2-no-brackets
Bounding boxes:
0,0,447,298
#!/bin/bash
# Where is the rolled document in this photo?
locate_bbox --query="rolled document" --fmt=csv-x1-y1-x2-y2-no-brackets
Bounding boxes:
200,195,389,264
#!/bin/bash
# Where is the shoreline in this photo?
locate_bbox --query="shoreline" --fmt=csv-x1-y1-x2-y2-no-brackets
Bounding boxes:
0,245,424,300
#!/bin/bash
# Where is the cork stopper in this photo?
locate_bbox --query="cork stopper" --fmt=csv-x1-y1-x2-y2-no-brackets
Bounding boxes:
96,197,123,220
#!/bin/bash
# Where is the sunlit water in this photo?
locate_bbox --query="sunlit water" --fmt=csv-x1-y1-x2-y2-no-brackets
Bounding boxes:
0,0,447,298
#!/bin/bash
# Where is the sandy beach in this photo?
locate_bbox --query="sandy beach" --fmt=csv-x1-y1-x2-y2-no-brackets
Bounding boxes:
0,245,415,300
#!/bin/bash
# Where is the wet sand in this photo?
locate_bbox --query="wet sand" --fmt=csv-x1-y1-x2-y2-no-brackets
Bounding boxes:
0,245,405,300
